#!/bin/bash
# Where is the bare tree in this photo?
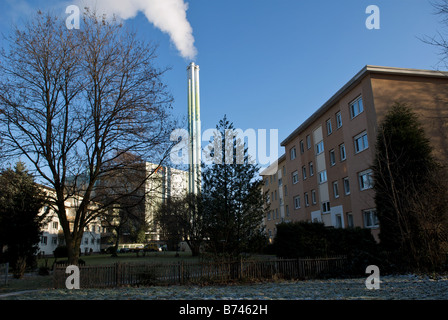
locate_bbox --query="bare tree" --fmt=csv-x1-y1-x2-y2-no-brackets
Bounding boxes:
422,0,448,69
0,10,176,264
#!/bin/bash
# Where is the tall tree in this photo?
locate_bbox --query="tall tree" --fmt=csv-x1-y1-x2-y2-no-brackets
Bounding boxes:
201,115,266,257
0,10,175,264
0,162,48,278
373,102,448,272
155,193,206,256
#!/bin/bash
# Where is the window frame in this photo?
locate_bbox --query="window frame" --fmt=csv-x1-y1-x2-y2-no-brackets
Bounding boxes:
290,147,297,160
316,141,324,155
329,149,336,166
359,169,374,191
364,209,379,228
292,171,299,184
336,111,342,128
343,177,350,195
318,170,327,184
333,181,340,198
322,201,331,213
306,135,311,149
294,196,301,209
326,119,333,135
354,131,369,154
309,161,314,176
350,96,364,119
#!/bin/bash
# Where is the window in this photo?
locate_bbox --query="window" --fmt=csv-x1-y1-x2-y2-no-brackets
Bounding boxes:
318,170,327,184
326,119,332,135
329,149,336,166
294,196,301,209
52,221,59,230
265,192,270,204
267,211,271,220
306,135,311,149
275,209,279,219
278,178,282,186
343,177,350,195
354,131,369,153
309,162,314,176
350,96,364,119
346,212,354,228
359,169,374,190
316,141,324,155
52,237,58,245
300,140,305,154
292,171,299,184
41,236,47,245
286,205,290,217
311,190,317,204
302,166,307,180
322,201,331,213
290,147,297,160
333,181,339,198
305,192,309,207
284,185,288,196
265,178,269,186
364,209,379,228
84,237,89,244
336,111,342,128
339,143,346,161
335,214,342,228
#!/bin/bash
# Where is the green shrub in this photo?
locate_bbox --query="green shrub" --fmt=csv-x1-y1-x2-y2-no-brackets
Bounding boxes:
53,246,68,258
274,221,379,259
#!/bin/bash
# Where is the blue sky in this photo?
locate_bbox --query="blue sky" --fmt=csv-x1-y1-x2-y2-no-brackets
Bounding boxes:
0,0,445,165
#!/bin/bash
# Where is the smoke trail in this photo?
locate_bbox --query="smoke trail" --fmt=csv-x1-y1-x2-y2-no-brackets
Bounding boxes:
80,0,197,60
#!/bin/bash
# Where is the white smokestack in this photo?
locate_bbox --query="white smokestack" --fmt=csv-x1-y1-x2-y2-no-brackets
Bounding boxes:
80,0,197,60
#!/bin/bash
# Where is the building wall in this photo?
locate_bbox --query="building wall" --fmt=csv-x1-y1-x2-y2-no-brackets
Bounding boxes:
261,155,288,243
37,195,102,256
278,66,448,242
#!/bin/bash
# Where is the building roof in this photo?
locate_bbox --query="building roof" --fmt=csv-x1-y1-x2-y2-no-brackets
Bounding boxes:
280,65,448,147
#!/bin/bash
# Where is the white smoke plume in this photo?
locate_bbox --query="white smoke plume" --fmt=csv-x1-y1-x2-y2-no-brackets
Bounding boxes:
79,0,197,60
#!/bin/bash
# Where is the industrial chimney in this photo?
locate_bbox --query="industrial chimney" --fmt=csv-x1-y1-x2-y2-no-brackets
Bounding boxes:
187,62,201,195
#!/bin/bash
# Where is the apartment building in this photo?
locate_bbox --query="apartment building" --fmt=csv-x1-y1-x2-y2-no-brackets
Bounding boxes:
37,186,102,256
264,65,448,241
261,154,290,243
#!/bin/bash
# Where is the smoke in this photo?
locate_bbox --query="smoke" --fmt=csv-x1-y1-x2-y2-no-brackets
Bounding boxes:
80,0,197,60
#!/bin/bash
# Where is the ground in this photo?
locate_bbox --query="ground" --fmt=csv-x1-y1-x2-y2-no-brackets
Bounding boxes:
1,252,447,300
1,274,448,300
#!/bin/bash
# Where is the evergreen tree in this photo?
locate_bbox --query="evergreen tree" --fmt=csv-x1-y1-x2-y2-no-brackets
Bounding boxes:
201,116,267,257
0,162,47,278
373,103,448,272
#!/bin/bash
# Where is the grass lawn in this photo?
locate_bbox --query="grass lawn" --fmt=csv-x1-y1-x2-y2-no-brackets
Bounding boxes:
0,252,276,295
0,251,199,295
37,250,200,268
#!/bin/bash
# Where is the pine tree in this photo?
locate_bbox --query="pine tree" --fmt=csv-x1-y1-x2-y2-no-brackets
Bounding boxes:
373,103,448,272
201,116,267,258
0,162,47,278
